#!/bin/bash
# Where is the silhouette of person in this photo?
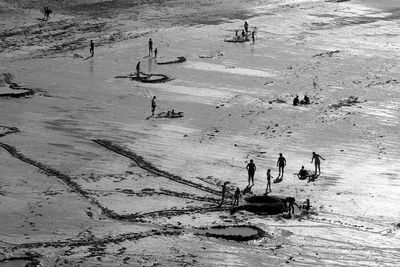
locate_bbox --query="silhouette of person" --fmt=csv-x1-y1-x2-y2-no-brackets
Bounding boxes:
89,40,94,57
241,30,245,40
151,96,156,115
244,21,249,34
293,95,299,106
304,95,310,104
311,152,325,174
148,38,153,56
298,166,309,179
277,153,286,179
246,159,256,186
218,181,230,207
232,187,241,207
251,30,256,43
154,48,158,59
235,29,239,39
136,61,141,77
284,197,295,215
266,169,272,194
43,7,52,21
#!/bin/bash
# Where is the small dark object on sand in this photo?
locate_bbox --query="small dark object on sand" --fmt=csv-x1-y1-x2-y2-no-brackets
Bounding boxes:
157,56,186,65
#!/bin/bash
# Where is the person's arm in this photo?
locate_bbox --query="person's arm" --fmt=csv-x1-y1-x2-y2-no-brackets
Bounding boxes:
320,155,325,161
284,158,286,166
311,155,314,163
246,164,249,170
254,165,256,171
276,159,279,167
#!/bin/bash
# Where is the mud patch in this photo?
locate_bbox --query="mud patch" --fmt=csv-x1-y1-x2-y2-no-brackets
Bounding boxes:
0,73,35,98
0,125,19,137
156,56,186,65
232,195,285,215
115,72,172,83
194,225,265,241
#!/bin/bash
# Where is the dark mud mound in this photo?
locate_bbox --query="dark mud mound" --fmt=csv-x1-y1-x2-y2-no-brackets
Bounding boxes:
0,125,19,137
194,225,265,241
224,38,250,43
232,195,285,215
115,72,172,83
0,73,35,98
155,111,184,119
157,56,186,65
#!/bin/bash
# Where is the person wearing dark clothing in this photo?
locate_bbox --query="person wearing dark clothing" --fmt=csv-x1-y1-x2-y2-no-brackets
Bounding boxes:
304,95,310,104
151,96,156,115
244,21,249,34
293,95,299,106
246,159,256,186
251,30,256,43
235,29,239,39
311,152,325,174
284,197,295,215
148,38,153,56
298,166,309,179
89,40,94,57
43,7,52,21
241,30,245,40
277,153,286,179
266,169,272,194
218,181,230,207
136,61,141,78
154,48,158,58
232,187,241,207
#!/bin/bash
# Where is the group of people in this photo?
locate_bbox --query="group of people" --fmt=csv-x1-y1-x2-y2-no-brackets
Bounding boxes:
135,38,159,78
234,21,256,43
293,95,310,106
218,152,325,213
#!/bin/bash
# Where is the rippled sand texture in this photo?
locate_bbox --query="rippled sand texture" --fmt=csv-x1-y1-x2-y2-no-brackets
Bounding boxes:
1,0,400,266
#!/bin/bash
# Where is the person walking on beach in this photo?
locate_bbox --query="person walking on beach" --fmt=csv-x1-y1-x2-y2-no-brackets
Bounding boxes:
89,40,94,57
244,21,249,34
277,153,286,179
136,61,141,77
251,30,256,43
154,48,158,59
266,169,272,194
241,30,246,40
311,152,325,174
151,96,156,115
43,7,52,21
232,187,241,208
218,181,230,207
246,159,256,186
148,38,153,56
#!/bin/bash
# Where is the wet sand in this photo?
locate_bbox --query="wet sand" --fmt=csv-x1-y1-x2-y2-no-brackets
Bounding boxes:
1,0,400,266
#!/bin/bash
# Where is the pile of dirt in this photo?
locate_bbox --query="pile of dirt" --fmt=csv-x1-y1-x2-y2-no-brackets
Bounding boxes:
194,225,265,241
329,96,364,109
156,56,186,65
231,195,285,215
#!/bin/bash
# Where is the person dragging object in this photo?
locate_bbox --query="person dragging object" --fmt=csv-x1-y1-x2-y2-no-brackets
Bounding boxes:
218,181,230,207
151,96,156,115
246,159,256,186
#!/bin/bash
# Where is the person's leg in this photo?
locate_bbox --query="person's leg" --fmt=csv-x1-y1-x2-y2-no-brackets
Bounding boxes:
281,167,285,178
278,167,281,178
318,164,321,174
251,173,254,185
314,163,317,174
248,172,251,186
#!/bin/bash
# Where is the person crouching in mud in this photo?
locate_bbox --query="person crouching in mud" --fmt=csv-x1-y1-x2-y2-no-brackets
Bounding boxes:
284,197,296,215
298,166,309,180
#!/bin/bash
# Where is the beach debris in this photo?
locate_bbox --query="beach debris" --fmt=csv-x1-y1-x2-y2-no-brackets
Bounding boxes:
312,50,340,58
198,51,223,59
329,96,364,109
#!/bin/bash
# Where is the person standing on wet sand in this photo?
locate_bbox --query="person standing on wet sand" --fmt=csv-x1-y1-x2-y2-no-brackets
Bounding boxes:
154,48,158,59
89,40,94,57
218,181,230,207
148,38,153,56
251,30,256,43
244,21,249,34
136,61,141,78
151,96,156,115
277,153,286,179
266,169,272,194
232,187,241,208
311,152,325,174
246,159,256,186
43,7,52,21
